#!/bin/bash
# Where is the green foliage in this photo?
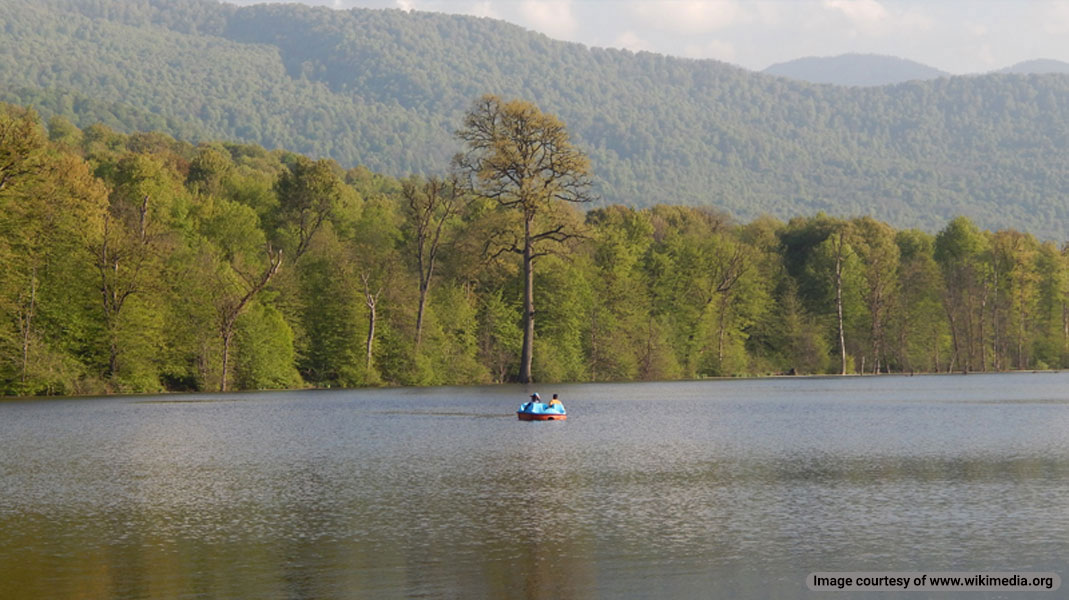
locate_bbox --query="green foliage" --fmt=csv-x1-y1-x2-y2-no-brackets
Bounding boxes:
892,229,948,372
294,231,365,387
532,256,594,382
422,284,489,385
111,295,165,393
2,101,1069,396
234,301,302,390
477,289,522,384
0,105,108,394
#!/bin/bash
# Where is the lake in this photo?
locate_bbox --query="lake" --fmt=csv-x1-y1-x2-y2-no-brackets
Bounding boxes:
2,373,1068,599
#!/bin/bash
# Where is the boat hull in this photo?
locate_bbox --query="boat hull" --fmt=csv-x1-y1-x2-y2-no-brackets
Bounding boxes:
517,411,567,421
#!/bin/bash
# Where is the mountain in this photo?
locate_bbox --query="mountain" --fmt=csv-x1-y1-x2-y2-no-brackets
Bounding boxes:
1000,59,1069,75
2,0,1068,238
763,54,950,86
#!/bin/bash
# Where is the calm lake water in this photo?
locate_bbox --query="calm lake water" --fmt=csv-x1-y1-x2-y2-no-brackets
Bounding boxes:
2,373,1068,599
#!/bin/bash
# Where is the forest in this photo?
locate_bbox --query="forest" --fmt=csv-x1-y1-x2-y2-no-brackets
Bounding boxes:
2,100,1068,396
1,0,1068,238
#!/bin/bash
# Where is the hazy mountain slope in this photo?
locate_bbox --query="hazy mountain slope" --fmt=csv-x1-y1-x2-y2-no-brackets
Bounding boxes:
1000,59,1069,75
763,54,950,86
2,0,1068,238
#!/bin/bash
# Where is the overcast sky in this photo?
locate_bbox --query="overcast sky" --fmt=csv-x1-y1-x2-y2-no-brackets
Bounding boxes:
226,0,1069,74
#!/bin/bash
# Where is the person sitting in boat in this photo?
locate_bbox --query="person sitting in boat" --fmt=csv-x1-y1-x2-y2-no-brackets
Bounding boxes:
527,393,542,409
549,394,562,407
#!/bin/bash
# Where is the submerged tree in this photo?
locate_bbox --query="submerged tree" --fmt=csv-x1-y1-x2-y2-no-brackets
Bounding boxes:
454,95,594,383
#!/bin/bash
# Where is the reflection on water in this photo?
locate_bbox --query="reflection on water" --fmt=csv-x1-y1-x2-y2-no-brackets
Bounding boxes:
2,374,1069,598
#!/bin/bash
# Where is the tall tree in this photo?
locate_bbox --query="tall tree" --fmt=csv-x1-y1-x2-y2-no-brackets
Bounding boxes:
851,217,900,374
0,108,107,393
201,198,283,391
1033,242,1069,367
215,250,282,392
831,226,849,375
990,230,1040,369
348,194,403,384
401,175,464,348
934,217,989,372
90,155,178,384
892,229,946,373
454,95,594,383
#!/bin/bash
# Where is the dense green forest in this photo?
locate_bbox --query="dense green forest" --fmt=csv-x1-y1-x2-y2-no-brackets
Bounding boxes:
1,0,1068,238
3,101,1068,396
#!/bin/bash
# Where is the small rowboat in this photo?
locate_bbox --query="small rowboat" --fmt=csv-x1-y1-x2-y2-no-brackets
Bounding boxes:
517,401,567,421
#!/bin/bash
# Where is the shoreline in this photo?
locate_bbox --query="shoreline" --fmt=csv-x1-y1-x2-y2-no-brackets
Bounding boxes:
2,369,1065,402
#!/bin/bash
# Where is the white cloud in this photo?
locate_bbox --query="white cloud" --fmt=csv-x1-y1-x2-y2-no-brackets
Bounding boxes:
468,1,497,18
823,0,887,25
683,39,736,62
518,0,578,38
820,0,932,37
629,1,743,35
612,30,654,53
395,0,413,10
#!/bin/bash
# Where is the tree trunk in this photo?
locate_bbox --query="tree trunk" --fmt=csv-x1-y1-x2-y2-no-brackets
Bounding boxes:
834,231,847,375
109,338,119,381
945,302,962,373
220,323,234,392
519,216,535,383
366,302,376,372
1063,300,1068,354
589,308,599,382
978,285,988,372
18,268,38,386
362,271,381,375
717,293,728,367
217,247,283,392
415,277,428,348
870,298,881,374
961,287,974,372
992,266,1001,370
1018,286,1026,369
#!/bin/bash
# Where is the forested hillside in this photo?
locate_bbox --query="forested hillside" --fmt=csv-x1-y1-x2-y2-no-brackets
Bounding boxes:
1000,59,1069,75
3,103,1068,396
1,0,1068,237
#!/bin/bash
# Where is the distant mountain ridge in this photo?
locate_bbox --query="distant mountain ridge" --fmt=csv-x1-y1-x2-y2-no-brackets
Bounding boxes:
2,0,1068,238
759,55,1069,84
763,53,950,86
999,59,1069,75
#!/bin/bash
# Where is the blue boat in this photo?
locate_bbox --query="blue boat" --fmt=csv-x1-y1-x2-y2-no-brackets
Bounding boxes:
517,394,567,421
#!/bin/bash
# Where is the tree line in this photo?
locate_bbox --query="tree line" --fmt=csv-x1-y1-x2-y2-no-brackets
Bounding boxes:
2,99,1068,396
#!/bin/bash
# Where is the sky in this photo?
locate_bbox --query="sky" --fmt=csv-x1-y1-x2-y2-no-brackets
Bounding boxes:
225,0,1069,74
